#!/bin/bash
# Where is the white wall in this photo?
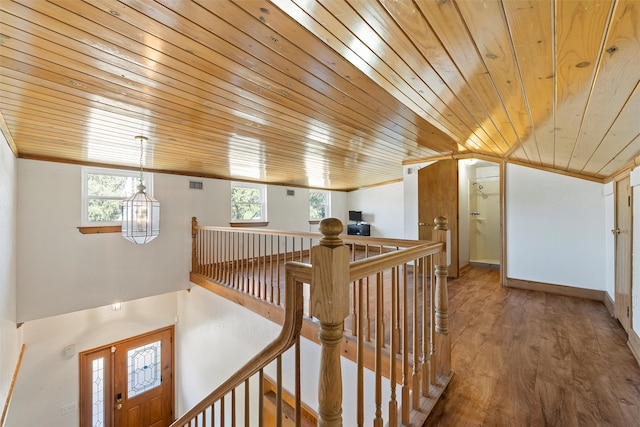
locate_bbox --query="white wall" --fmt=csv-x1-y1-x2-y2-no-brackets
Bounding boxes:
458,161,470,267
269,186,321,232
0,134,22,418
175,286,280,417
6,292,177,427
267,186,348,233
630,170,640,333
16,161,196,321
327,188,348,232
348,181,404,238
604,182,615,301
16,160,347,322
506,164,605,290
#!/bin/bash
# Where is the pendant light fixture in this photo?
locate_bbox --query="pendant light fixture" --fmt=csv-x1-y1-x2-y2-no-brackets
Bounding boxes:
122,135,160,244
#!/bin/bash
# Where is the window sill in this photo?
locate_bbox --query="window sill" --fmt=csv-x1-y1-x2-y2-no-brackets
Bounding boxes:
78,225,122,234
308,219,322,225
229,222,269,228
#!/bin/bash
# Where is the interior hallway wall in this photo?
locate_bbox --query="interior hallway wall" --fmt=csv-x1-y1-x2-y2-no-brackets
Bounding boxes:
604,182,615,301
506,164,605,290
629,169,640,350
0,133,21,420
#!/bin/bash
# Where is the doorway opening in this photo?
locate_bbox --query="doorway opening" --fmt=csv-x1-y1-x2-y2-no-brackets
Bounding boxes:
460,160,501,270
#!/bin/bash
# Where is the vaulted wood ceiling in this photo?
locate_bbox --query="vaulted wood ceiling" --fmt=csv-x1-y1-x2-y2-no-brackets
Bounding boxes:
1,0,638,190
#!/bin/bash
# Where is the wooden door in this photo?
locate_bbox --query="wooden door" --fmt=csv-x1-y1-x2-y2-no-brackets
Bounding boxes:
614,177,632,333
80,326,174,427
418,160,459,277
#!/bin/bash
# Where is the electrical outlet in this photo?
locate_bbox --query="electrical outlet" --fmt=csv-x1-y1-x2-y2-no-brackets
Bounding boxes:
61,402,77,416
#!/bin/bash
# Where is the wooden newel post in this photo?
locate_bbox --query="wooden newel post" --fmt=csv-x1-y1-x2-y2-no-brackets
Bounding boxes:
433,216,451,376
312,218,350,427
191,217,198,273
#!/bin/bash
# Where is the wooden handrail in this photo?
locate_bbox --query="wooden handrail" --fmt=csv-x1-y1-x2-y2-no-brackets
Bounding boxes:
349,242,443,282
170,261,308,427
193,222,427,249
1,343,25,427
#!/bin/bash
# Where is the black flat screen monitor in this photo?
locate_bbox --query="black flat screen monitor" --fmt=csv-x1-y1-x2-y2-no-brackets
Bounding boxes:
349,210,363,222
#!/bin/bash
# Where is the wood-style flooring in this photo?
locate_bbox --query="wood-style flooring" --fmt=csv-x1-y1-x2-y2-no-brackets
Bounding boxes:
427,267,640,426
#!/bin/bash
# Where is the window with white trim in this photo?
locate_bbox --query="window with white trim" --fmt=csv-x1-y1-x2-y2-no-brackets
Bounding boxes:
309,190,330,220
82,167,153,226
231,182,267,222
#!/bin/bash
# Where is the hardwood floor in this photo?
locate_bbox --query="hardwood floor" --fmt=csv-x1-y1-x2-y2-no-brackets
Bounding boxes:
427,267,640,426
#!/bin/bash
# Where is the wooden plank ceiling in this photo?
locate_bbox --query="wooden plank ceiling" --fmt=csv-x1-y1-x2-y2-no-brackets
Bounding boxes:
1,0,639,190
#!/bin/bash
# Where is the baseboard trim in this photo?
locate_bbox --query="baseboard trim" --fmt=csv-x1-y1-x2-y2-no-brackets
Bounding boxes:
604,292,615,317
505,277,605,301
459,263,471,275
629,329,640,367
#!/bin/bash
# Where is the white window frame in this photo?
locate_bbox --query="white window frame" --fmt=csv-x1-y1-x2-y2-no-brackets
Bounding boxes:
81,167,154,226
309,190,331,220
230,182,267,222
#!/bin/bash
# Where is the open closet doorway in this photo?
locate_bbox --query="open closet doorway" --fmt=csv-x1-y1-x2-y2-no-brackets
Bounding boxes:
459,159,501,270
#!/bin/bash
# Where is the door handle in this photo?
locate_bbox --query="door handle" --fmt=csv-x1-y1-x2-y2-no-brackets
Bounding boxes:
116,392,122,410
611,228,621,235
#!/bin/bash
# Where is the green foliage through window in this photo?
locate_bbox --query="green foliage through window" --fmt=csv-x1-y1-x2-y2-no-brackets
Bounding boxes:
310,191,329,219
88,199,124,222
83,169,150,223
231,184,265,221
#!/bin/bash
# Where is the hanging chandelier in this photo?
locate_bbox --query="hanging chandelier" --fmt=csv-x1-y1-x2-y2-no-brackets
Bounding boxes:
121,135,160,244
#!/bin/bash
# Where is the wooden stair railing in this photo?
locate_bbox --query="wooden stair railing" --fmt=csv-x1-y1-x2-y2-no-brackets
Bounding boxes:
339,217,451,427
1,343,25,427
185,217,452,426
170,261,309,427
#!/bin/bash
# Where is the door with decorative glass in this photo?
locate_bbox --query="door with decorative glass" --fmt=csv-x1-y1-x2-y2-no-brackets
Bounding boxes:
80,326,174,427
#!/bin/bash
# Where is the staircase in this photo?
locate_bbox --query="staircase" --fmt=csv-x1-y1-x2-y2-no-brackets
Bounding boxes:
172,217,453,426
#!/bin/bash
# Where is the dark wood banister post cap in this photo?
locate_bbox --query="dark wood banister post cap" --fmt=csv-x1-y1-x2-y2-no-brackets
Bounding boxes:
319,218,344,248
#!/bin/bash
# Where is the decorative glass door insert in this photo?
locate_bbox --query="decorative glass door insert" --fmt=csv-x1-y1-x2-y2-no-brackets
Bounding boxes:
92,357,106,427
127,340,162,399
